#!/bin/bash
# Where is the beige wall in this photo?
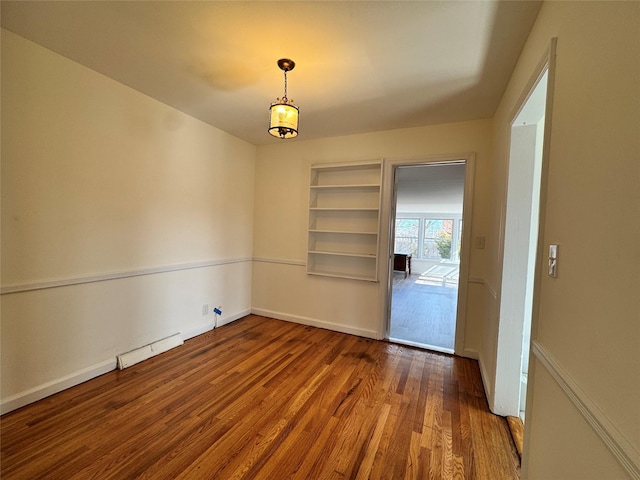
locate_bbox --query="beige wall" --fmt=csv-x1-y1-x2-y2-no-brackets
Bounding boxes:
252,119,492,353
5,4,638,475
488,2,640,478
1,30,256,411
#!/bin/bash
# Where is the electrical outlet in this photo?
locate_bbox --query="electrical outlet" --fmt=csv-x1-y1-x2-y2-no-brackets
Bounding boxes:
202,304,209,315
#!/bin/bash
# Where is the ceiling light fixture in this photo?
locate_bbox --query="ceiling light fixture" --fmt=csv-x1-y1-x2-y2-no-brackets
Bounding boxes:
268,58,299,139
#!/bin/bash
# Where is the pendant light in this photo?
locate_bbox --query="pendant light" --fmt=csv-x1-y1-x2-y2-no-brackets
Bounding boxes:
268,58,299,139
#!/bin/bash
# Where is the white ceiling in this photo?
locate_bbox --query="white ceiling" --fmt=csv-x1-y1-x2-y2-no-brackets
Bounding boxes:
1,1,542,146
396,164,465,213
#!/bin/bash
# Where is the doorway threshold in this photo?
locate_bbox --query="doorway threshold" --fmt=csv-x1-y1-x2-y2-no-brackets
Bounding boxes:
507,415,524,463
388,337,454,355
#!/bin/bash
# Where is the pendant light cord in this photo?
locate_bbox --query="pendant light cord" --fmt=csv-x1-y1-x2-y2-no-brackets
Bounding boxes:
283,69,288,102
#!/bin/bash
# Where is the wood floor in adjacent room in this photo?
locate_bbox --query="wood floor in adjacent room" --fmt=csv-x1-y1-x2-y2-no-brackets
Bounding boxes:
1,315,519,479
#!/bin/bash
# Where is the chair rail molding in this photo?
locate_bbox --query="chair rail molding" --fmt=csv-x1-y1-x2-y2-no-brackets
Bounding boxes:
532,340,640,480
252,257,306,267
1,257,252,295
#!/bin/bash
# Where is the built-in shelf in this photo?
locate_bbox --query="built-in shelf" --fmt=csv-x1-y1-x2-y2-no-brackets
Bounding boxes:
304,270,378,282
308,251,377,258
309,207,379,211
307,161,382,281
310,184,381,189
309,230,378,235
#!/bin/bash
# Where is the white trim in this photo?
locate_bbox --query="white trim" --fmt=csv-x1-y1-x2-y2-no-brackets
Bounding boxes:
252,257,306,267
0,310,251,415
532,341,640,480
388,337,454,355
462,348,479,360
0,358,117,415
251,308,378,339
310,159,382,170
492,38,557,416
379,153,476,356
485,282,498,299
0,257,252,295
181,309,251,340
449,154,475,356
478,352,495,409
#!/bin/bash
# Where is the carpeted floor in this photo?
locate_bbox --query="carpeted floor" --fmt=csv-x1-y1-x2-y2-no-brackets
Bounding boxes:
389,271,458,350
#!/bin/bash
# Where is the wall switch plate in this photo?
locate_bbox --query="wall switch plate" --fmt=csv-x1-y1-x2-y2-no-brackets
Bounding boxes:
202,304,209,315
548,244,558,278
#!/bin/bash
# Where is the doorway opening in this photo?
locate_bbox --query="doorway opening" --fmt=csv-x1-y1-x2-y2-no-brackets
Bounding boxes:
495,65,550,424
388,163,466,353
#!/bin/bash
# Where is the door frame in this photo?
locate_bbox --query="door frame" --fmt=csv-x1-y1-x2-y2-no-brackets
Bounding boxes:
378,154,476,355
492,38,557,416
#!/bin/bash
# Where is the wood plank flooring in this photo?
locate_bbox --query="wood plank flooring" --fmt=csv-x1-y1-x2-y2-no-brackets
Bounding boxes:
507,416,525,461
1,315,519,479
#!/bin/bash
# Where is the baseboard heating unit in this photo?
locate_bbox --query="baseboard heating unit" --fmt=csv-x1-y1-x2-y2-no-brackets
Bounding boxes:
116,333,183,369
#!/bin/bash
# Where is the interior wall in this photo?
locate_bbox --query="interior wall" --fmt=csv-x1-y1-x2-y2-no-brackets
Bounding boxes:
252,119,492,357
1,30,256,412
487,2,640,478
525,363,631,479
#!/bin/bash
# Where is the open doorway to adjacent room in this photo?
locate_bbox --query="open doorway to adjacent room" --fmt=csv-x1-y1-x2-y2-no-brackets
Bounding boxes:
388,163,466,353
499,67,548,423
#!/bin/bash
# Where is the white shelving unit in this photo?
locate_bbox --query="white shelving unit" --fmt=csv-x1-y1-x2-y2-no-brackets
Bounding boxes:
307,160,382,281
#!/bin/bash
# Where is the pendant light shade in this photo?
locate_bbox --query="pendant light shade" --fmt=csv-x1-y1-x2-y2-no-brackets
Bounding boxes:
269,101,299,139
268,59,299,139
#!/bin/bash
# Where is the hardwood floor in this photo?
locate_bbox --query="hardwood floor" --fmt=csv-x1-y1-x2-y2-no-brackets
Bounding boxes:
507,416,525,461
1,315,519,479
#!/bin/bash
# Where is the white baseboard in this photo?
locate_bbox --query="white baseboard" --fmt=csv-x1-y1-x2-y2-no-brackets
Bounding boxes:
181,309,251,341
477,352,494,410
462,348,479,360
0,358,116,415
251,308,378,339
1,309,252,415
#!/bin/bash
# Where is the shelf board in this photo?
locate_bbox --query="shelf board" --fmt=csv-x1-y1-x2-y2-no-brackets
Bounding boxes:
307,160,382,283
310,184,380,189
310,160,382,171
309,229,377,235
309,207,379,212
307,271,378,282
308,250,377,259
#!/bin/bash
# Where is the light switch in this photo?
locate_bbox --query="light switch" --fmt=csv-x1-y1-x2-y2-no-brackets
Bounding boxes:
548,244,558,278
